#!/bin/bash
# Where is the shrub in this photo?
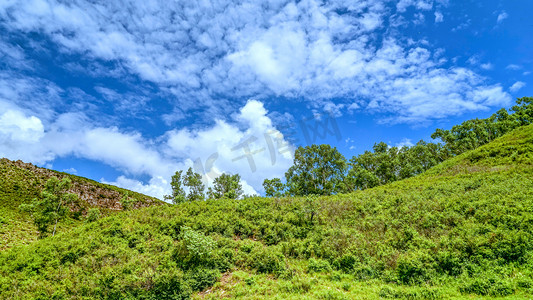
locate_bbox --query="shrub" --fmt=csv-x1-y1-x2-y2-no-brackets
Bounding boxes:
333,254,357,273
86,208,100,223
178,226,215,263
307,258,332,273
248,247,285,274
397,256,427,285
186,268,219,291
459,277,515,297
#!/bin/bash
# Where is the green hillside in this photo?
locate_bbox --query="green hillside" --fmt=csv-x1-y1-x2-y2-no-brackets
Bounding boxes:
1,125,533,299
0,158,164,250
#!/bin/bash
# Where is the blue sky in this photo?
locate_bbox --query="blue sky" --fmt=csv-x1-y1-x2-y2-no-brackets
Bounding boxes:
0,0,531,198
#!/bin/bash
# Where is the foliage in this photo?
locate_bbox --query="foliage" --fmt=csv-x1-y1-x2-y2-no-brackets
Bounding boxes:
0,158,162,251
346,140,446,191
166,170,187,204
431,96,533,156
207,173,243,200
177,226,216,263
263,177,285,197
18,177,78,237
183,168,205,201
285,144,347,196
86,208,101,223
121,192,137,210
1,113,533,298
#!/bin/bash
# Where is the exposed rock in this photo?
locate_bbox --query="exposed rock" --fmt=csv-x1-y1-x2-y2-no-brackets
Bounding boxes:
1,158,163,212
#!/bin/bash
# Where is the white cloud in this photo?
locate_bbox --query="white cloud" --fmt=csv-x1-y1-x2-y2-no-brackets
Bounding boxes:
164,100,294,195
480,63,493,70
0,0,511,124
0,100,293,199
434,11,444,23
506,64,521,70
62,167,78,174
467,55,480,66
0,110,44,142
395,138,414,148
497,11,508,23
102,176,169,200
510,81,526,93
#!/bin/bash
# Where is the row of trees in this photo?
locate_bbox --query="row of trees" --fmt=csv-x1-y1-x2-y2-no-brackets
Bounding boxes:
264,96,533,197
164,167,244,204
165,97,532,201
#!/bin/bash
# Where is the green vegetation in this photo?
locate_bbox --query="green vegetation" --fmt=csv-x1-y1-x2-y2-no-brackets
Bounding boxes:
1,124,533,299
284,144,347,196
165,168,243,202
264,97,533,196
19,177,79,237
207,173,244,200
0,158,162,251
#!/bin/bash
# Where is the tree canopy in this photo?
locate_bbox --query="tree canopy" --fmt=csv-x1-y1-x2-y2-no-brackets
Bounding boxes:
208,173,243,200
19,177,78,237
263,97,533,197
284,144,347,196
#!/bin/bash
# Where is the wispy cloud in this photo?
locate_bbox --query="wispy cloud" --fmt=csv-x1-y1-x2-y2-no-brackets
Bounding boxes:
510,81,526,93
497,11,509,23
506,64,521,70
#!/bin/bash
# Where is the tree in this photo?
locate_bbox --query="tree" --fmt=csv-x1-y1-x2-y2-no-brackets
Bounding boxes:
285,144,347,196
431,97,533,156
510,96,533,126
183,167,205,201
346,141,446,191
165,170,186,204
19,177,78,237
207,173,243,200
263,178,285,197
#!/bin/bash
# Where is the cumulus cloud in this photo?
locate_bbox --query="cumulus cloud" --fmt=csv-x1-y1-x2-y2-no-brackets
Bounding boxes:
510,81,526,93
0,100,293,199
0,110,44,142
164,100,294,194
0,0,511,124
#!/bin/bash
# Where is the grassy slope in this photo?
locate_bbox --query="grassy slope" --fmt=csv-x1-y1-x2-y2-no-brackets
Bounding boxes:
0,158,163,250
1,125,532,299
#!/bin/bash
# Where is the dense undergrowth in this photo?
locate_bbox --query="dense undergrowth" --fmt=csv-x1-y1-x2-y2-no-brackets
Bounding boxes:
1,125,533,299
0,159,162,250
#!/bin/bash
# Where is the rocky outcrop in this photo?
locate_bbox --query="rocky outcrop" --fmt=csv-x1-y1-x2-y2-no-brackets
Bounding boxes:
1,158,163,211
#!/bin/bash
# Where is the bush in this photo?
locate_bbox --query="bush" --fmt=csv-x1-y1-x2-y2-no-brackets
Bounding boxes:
177,226,215,264
397,256,427,285
149,272,191,300
307,258,332,273
333,254,357,273
86,208,100,223
186,268,219,291
248,247,285,274
459,277,515,297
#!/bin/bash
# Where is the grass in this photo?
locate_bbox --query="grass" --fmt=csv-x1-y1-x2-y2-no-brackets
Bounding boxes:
0,158,163,250
0,125,533,299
